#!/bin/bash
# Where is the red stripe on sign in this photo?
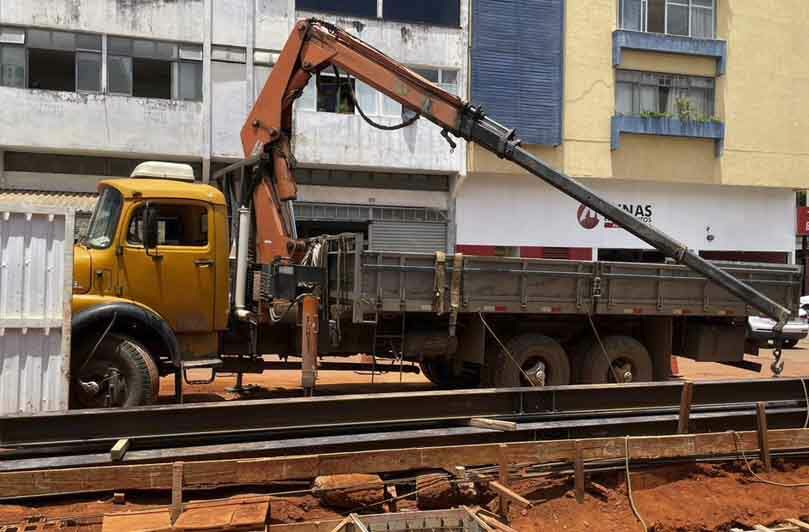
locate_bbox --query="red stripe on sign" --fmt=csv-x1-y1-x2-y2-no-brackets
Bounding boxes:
456,244,496,256
518,247,594,260
552,307,561,313
568,247,593,261
495,305,507,312
634,308,643,314
519,246,544,259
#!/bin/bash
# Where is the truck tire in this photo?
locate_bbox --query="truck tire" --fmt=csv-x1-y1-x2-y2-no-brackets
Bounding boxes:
71,334,159,408
419,359,479,388
782,338,798,349
566,337,595,384
490,334,570,387
142,346,161,402
580,335,652,384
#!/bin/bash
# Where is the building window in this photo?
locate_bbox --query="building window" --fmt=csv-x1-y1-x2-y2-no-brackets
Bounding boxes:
297,66,458,117
0,27,101,92
316,69,355,114
615,70,714,119
383,0,461,27
253,49,275,99
620,0,715,39
296,167,450,191
107,37,202,101
296,68,356,114
296,0,461,27
381,67,458,116
295,0,376,18
3,151,202,179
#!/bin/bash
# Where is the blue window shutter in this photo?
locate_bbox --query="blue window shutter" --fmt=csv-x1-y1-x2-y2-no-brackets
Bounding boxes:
471,0,564,146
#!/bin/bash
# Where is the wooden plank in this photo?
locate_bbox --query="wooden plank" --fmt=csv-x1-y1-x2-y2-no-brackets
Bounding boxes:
754,526,775,532
269,520,342,532
102,496,270,532
574,440,584,504
677,382,694,434
475,512,519,532
787,519,809,531
468,417,518,432
489,481,533,509
3,428,809,500
171,461,184,524
756,402,772,472
498,444,510,518
110,439,130,462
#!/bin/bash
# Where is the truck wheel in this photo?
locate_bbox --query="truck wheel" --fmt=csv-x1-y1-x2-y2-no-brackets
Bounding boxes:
580,335,652,384
782,338,798,349
419,359,479,388
71,334,159,408
491,334,570,387
143,346,161,402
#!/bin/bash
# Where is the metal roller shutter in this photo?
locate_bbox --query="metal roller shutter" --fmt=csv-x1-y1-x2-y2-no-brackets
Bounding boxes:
369,221,448,254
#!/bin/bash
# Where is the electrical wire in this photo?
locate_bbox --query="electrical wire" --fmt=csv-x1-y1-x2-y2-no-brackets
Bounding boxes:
624,437,649,532
269,293,307,323
585,310,623,384
78,313,117,373
332,65,420,131
801,377,809,429
478,312,539,386
732,431,809,488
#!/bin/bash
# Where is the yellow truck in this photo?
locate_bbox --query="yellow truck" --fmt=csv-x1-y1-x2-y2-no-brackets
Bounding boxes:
68,20,799,407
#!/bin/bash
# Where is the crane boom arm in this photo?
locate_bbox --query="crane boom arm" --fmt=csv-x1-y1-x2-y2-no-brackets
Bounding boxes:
239,19,791,327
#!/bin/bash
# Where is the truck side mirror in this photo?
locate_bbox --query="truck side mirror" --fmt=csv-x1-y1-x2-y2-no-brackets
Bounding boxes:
143,203,159,251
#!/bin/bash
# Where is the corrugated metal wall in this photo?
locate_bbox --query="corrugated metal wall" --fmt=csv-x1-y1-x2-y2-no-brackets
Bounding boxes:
369,221,448,254
0,207,73,415
471,0,564,145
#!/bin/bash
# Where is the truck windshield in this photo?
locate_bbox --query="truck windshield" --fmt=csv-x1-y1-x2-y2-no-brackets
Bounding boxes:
85,188,123,249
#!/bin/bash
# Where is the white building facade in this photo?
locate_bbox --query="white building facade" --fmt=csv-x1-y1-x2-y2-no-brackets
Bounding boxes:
0,0,467,250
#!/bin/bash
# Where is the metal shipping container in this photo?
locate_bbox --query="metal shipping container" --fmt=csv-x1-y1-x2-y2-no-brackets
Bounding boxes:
0,205,74,415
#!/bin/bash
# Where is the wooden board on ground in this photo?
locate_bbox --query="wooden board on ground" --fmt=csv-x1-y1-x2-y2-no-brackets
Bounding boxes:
101,495,270,532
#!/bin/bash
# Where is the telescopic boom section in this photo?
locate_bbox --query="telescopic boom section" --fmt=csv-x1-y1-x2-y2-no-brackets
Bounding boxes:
241,19,791,327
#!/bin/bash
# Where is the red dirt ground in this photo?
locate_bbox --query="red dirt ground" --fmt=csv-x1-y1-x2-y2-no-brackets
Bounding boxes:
159,340,809,402
510,461,809,531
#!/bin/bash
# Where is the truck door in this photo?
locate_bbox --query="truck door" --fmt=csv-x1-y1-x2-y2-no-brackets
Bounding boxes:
120,201,216,332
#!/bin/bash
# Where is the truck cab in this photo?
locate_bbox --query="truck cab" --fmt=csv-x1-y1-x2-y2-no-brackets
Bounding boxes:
71,162,229,407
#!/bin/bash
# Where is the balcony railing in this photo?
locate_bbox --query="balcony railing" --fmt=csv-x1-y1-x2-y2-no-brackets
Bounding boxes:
613,30,728,76
611,115,725,156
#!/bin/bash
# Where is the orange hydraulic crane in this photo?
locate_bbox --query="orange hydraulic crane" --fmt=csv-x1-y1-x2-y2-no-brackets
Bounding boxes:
234,18,789,328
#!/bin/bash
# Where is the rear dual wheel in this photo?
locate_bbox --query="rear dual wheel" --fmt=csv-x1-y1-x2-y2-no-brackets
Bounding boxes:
490,334,570,387
420,359,480,388
487,333,653,387
579,335,652,384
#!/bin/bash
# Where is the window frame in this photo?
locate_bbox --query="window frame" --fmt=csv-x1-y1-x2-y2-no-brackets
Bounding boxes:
125,201,210,249
0,27,102,92
294,0,377,20
614,69,715,118
85,187,124,250
106,35,202,101
619,0,716,39
296,65,459,118
0,43,26,88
